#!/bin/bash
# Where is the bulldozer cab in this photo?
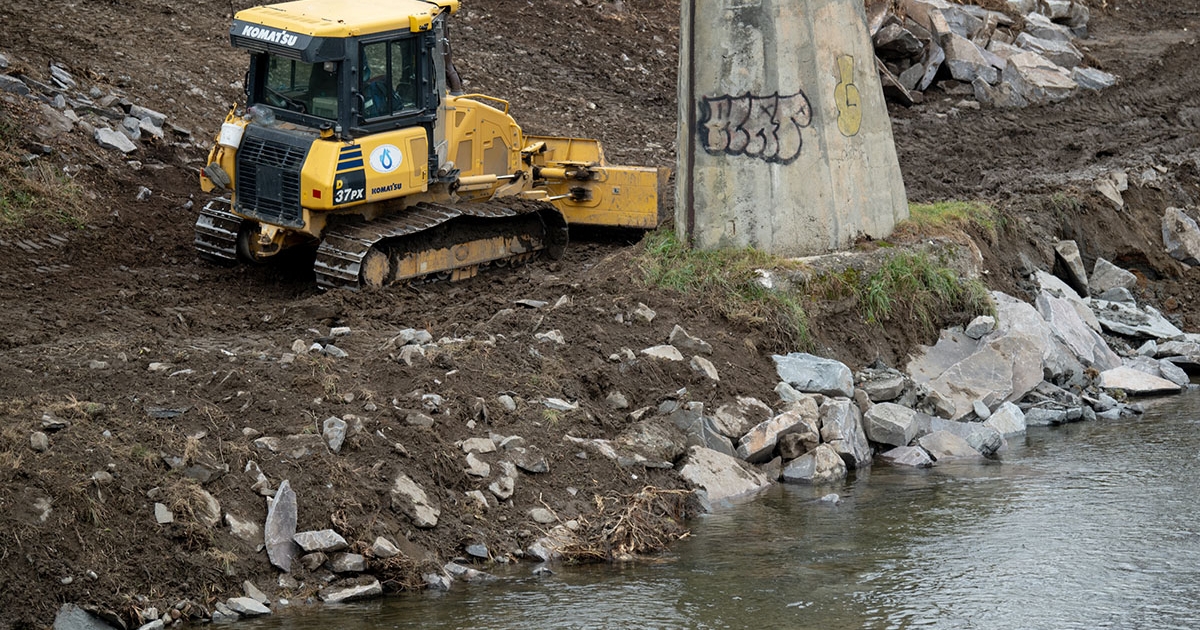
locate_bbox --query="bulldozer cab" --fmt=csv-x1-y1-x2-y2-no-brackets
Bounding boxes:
233,0,454,146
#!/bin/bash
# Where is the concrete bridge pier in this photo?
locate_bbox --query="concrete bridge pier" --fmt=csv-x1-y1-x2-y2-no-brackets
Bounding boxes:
677,0,909,256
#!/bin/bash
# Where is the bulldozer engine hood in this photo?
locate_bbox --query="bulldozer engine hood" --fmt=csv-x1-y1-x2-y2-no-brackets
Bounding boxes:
230,19,345,63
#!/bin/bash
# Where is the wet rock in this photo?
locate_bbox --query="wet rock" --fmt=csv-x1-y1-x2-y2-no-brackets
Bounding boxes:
677,446,771,505
879,445,934,468
1090,258,1137,295
641,344,684,361
225,513,260,543
466,543,489,559
424,572,452,591
862,403,919,448
330,552,367,573
30,431,49,452
964,315,996,339
1163,207,1200,266
444,561,496,583
735,406,809,463
780,444,847,484
1091,300,1184,340
711,397,775,440
1023,406,1070,426
774,353,854,398
226,597,270,616
926,418,1002,456
391,473,439,528
1073,66,1117,92
1098,366,1182,395
819,399,872,469
322,416,347,453
319,578,382,603
917,431,983,462
242,581,270,605
669,325,713,355
690,355,720,381
1157,359,1190,387
137,620,165,630
154,503,174,525
52,604,114,630
264,479,299,572
294,529,348,553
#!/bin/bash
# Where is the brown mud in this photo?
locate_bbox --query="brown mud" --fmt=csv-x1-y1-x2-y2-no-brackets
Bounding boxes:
1,0,1200,627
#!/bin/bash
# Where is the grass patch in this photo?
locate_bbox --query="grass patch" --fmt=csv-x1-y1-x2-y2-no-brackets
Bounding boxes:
637,229,810,350
0,113,87,231
893,200,1000,243
854,251,993,330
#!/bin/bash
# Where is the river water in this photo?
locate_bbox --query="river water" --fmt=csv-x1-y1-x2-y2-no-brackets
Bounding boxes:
240,392,1200,630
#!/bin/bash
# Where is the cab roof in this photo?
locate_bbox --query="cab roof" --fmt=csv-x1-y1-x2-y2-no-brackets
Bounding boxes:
235,0,459,37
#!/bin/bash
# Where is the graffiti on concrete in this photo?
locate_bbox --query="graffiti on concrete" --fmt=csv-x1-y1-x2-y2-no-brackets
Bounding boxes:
834,55,862,137
698,91,813,164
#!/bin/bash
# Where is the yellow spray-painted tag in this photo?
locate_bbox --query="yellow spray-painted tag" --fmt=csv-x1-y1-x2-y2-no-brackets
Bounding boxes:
835,55,862,137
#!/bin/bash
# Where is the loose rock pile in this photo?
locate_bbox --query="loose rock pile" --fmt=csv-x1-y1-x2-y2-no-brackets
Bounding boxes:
871,0,1117,107
0,54,194,168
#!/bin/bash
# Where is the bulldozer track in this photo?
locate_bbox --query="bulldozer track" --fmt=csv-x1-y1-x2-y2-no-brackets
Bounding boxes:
193,198,240,263
314,198,566,290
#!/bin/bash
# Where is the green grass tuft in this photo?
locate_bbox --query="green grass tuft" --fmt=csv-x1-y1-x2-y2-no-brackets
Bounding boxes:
637,229,810,350
0,114,87,231
896,200,1000,242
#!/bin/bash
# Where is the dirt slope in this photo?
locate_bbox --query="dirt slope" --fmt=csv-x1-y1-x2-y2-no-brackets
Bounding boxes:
2,0,1200,627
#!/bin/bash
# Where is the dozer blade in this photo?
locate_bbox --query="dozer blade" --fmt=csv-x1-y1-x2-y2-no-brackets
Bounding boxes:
194,198,240,263
314,199,568,290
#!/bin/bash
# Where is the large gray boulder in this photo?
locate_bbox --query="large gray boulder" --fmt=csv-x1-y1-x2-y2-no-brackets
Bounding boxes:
1002,51,1077,104
711,397,775,440
927,418,1002,456
1035,292,1121,370
982,401,1026,438
1162,207,1200,266
265,479,299,572
1021,12,1074,42
780,444,847,485
1073,67,1117,92
819,399,872,469
862,403,919,448
1090,300,1184,340
1035,270,1101,332
908,294,1052,419
669,403,735,458
856,367,908,402
917,431,984,462
879,445,934,468
773,353,854,398
678,446,771,505
944,34,999,84
736,406,810,463
1098,366,1182,395
1090,258,1137,295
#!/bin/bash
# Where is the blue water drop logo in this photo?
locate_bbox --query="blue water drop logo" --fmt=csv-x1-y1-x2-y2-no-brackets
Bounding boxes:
369,144,402,174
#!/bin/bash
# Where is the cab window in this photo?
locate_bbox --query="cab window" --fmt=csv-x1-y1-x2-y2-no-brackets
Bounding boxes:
262,56,340,120
360,38,419,121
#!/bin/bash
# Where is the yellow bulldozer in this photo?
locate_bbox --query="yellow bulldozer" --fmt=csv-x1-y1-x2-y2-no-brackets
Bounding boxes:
196,0,667,289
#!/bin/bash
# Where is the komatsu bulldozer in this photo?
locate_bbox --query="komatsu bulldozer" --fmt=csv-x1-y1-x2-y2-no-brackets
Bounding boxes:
196,0,667,289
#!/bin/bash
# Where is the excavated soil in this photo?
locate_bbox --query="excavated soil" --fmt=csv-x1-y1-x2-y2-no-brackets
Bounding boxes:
2,0,1200,627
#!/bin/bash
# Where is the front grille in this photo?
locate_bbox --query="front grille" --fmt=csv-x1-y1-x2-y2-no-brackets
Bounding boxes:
235,128,309,228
